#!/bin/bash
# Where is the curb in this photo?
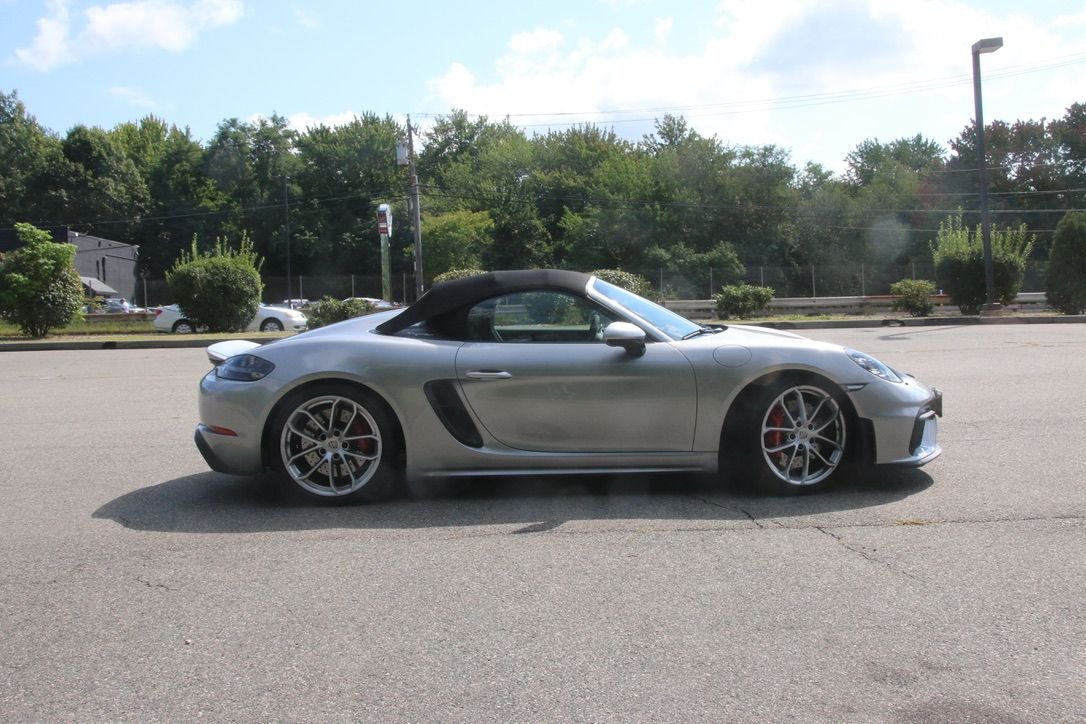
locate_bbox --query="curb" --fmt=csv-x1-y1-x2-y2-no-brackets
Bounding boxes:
754,315,1086,330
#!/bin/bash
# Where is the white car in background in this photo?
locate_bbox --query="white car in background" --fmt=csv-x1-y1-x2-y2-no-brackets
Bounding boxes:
154,304,308,334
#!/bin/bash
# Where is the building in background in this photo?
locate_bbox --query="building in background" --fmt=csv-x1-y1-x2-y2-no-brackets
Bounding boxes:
0,226,139,301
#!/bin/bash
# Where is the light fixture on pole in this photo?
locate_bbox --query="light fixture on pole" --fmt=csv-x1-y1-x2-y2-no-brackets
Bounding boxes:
972,36,1003,314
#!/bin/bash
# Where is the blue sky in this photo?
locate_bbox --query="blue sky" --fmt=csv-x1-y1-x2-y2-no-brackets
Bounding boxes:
3,0,1086,171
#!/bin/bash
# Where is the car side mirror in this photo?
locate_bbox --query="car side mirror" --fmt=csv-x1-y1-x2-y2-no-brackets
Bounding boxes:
603,322,646,357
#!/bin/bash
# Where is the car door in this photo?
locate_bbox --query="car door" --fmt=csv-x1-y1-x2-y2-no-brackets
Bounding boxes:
454,291,697,453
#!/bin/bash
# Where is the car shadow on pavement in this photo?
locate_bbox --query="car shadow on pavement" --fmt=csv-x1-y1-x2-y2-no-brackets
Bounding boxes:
93,467,934,535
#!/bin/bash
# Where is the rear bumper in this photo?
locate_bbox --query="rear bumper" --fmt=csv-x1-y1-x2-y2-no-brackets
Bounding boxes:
194,424,264,475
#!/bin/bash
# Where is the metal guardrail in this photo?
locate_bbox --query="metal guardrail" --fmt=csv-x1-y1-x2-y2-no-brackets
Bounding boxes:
662,292,1050,319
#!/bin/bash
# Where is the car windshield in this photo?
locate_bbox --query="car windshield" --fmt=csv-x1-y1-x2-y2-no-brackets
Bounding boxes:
590,278,703,341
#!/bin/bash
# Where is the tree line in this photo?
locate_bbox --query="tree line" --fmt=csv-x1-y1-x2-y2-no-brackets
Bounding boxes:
2,88,1084,298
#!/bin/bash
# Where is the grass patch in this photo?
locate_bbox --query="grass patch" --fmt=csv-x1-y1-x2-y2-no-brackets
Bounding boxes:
0,318,291,344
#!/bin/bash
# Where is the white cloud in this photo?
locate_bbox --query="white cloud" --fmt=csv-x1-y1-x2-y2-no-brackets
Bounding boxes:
508,28,565,55
13,0,73,71
13,0,244,71
653,17,672,44
291,6,319,31
282,111,362,132
424,0,1086,168
109,85,156,108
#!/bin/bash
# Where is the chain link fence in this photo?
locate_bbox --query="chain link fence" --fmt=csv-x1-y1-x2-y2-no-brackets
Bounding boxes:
133,262,1050,309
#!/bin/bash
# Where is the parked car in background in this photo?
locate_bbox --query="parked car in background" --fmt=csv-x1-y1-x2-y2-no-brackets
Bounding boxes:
154,304,308,334
103,297,130,313
280,298,310,310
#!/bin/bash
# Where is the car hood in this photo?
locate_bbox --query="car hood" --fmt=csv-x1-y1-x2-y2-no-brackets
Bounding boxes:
677,323,846,356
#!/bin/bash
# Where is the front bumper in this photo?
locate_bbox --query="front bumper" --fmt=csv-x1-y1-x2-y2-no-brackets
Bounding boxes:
849,382,943,467
886,387,943,467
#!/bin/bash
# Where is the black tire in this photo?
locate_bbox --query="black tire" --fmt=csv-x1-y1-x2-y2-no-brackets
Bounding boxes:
172,319,195,334
727,376,854,495
260,318,284,332
268,383,402,503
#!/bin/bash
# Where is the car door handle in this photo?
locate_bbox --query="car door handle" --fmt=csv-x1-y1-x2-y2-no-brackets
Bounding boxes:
465,370,513,380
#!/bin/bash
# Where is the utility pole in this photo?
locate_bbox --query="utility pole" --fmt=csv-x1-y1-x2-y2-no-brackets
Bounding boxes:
283,174,293,306
377,204,392,301
406,116,424,300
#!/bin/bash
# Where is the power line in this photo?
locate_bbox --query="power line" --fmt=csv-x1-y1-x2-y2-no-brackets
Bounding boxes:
411,52,1086,126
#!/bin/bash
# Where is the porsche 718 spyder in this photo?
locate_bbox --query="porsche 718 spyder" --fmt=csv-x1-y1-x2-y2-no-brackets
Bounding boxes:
195,270,942,502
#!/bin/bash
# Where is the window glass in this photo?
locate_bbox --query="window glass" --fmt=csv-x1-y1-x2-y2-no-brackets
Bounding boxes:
466,291,612,343
589,278,701,340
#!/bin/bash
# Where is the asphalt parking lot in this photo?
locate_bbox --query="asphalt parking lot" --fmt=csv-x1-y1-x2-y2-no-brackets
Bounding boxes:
1,325,1083,722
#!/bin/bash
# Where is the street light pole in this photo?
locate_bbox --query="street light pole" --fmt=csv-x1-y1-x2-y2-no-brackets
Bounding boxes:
283,174,293,307
972,36,1003,314
407,117,424,300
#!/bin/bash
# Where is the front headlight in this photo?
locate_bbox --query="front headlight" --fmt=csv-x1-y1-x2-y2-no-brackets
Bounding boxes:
215,354,275,381
846,349,902,383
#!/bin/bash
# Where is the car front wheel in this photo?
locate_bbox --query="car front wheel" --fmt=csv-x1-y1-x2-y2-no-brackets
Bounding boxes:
731,378,853,495
270,384,400,503
260,318,284,332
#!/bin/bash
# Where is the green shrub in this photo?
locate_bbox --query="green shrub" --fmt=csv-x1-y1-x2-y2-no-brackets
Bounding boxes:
166,235,263,332
590,268,654,297
889,279,937,317
305,297,376,329
1045,210,1086,315
715,284,774,319
0,223,85,338
433,268,486,284
931,213,1034,315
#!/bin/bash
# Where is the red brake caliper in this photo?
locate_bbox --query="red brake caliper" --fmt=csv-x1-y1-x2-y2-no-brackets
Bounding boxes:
766,406,785,466
351,418,375,457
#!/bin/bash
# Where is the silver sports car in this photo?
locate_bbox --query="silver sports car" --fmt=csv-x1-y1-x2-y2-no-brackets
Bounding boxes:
196,270,942,502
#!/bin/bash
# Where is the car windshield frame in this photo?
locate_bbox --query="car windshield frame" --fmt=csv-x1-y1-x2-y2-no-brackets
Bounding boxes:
588,278,702,341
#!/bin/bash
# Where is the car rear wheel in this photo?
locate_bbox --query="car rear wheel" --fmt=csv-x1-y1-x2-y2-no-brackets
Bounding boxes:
730,378,853,495
260,318,284,332
172,319,195,334
270,384,400,503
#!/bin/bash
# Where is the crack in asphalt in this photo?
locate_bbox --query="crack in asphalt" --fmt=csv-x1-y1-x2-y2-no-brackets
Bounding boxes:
136,576,179,592
815,525,919,580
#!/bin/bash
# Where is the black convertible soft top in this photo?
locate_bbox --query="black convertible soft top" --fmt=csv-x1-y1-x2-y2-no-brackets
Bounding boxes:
375,269,593,335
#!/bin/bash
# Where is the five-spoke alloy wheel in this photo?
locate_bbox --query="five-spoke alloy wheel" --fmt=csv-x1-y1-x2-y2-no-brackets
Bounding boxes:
271,384,400,503
760,384,847,488
729,377,853,495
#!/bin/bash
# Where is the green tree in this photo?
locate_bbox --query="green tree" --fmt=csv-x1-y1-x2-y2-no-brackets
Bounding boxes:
0,91,64,227
931,212,1035,314
1045,210,1086,314
55,125,149,237
433,268,486,284
419,209,494,277
0,222,84,337
291,114,401,276
137,125,228,277
166,235,264,332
